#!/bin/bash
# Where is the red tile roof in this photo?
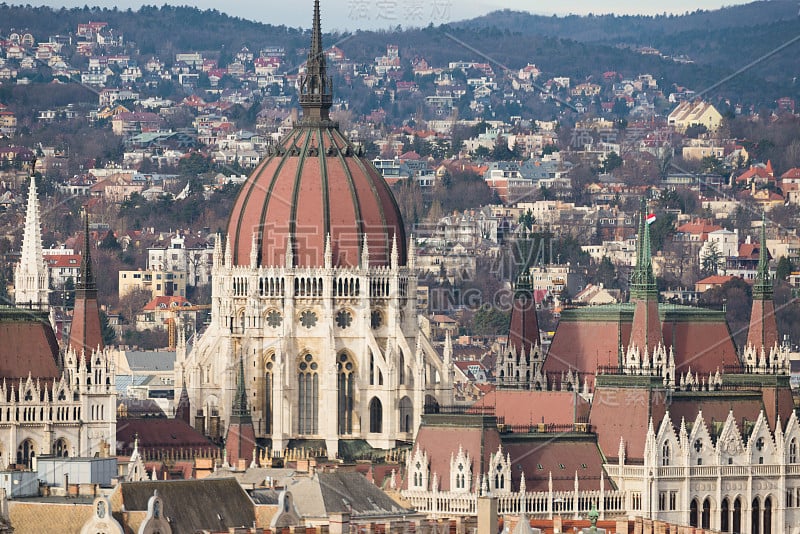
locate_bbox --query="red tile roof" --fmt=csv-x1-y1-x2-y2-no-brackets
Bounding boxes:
143,295,191,311
504,439,610,491
473,390,589,427
695,275,735,286
116,417,218,456
545,305,737,379
676,219,722,239
410,419,501,492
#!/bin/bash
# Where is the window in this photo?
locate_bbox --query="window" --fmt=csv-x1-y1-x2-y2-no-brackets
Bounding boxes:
337,353,355,434
297,353,318,434
369,397,383,433
662,442,671,466
659,492,667,511
790,439,798,463
399,396,413,433
264,353,275,434
670,491,677,511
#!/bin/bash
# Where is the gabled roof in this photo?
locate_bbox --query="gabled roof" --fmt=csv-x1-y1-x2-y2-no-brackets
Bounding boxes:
117,479,254,532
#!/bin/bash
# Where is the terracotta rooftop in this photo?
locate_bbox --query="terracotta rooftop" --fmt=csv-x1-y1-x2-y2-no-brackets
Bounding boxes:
116,417,218,456
473,390,589,427
544,304,737,379
0,307,60,380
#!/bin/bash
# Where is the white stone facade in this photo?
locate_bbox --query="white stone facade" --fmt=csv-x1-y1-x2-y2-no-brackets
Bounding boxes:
177,235,453,453
0,345,116,467
608,409,800,533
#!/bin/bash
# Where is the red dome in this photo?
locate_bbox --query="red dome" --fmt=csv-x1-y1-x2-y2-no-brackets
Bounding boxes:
227,126,406,268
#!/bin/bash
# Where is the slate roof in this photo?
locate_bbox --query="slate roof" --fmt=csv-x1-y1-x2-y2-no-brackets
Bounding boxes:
273,472,412,519
118,479,255,532
124,350,176,372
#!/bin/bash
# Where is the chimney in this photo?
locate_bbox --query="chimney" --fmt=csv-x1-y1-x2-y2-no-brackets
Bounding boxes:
477,496,498,534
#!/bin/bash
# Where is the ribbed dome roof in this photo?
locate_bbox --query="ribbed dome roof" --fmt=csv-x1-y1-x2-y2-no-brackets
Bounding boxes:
226,0,405,268
228,127,406,268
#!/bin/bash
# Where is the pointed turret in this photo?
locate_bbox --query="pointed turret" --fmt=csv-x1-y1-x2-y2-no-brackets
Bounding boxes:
68,212,103,355
747,213,778,352
299,0,333,124
14,172,50,307
361,234,370,268
628,199,663,355
225,348,255,468
175,379,191,425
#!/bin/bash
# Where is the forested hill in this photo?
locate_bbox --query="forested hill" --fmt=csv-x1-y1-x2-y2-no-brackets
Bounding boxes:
0,2,797,102
454,1,798,44
0,4,311,56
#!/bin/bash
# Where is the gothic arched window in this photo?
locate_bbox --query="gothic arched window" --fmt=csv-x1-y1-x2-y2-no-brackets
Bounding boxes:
337,352,355,435
298,353,319,434
264,353,275,434
369,397,383,433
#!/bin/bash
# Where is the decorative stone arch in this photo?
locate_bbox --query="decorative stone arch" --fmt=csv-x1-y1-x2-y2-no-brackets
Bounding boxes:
79,496,124,534
449,445,472,493
398,396,413,434
17,438,37,469
202,394,220,439
763,494,774,534
54,437,70,457
406,447,430,490
139,490,172,534
488,445,511,493
701,496,713,529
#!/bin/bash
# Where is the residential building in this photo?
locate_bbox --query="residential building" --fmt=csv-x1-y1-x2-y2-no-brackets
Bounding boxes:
118,268,187,299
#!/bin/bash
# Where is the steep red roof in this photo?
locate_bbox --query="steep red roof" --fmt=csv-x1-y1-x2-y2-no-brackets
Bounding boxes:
473,390,589,426
0,309,60,380
545,305,737,379
504,439,610,491
507,287,540,358
116,417,218,456
747,299,778,351
410,416,501,492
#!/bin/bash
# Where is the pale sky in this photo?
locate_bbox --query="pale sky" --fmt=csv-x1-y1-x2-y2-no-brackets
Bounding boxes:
37,1,753,31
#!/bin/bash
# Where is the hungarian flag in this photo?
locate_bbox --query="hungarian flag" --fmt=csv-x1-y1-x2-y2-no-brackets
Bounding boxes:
646,213,656,225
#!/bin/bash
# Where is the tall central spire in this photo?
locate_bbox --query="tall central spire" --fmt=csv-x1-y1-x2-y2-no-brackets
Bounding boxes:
747,213,778,351
628,197,662,354
630,198,657,300
299,0,333,123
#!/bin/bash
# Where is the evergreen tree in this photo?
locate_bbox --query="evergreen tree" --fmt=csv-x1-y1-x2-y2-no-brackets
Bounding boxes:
775,256,794,281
